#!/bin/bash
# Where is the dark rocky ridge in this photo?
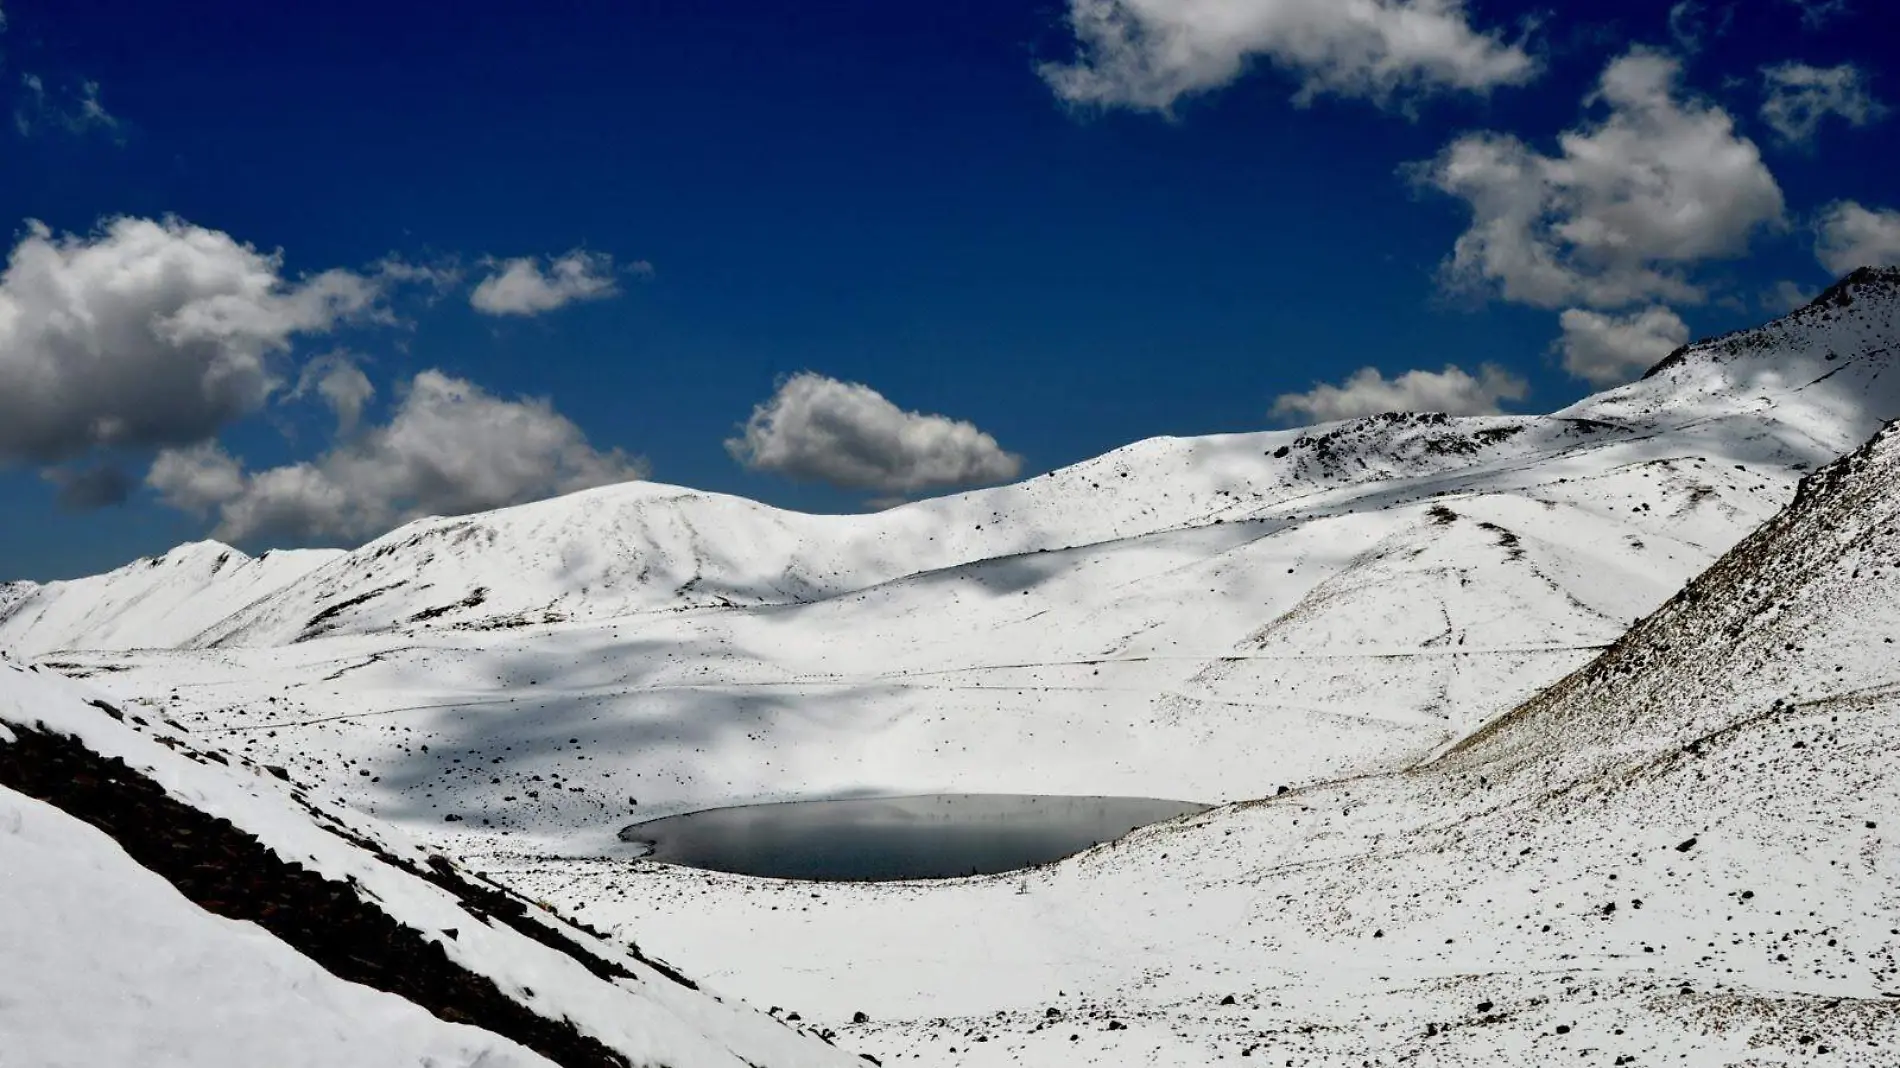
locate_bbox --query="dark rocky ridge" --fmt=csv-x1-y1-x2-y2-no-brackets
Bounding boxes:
0,719,641,1068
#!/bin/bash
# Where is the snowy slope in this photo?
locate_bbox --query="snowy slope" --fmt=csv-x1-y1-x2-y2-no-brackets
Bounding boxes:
5,273,1899,1066
182,413,1646,648
0,541,341,657
128,268,1900,649
499,418,1900,1066
11,271,1899,842
5,271,1894,662
0,656,868,1068
1574,266,1900,444
2,780,560,1068
50,444,1786,844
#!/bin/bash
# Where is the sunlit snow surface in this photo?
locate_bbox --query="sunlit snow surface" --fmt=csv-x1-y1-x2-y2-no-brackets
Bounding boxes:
0,659,874,1068
6,271,1900,1064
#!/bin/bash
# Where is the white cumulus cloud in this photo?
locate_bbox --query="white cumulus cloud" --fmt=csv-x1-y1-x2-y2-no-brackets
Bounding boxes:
0,216,389,466
726,372,1023,494
1040,0,1536,113
1270,364,1527,423
146,443,248,516
1416,48,1785,310
292,353,376,436
469,250,629,316
1815,200,1900,274
1760,62,1886,147
148,371,646,542
1555,306,1691,387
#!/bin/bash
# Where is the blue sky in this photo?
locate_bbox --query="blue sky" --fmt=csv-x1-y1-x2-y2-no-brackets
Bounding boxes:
1,0,1897,580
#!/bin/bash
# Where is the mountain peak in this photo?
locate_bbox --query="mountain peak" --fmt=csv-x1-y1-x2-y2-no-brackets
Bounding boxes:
1808,265,1900,312
1640,266,1900,384
152,540,246,565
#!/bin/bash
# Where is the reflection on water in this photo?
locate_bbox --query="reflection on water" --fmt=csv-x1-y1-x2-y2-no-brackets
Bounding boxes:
618,793,1210,882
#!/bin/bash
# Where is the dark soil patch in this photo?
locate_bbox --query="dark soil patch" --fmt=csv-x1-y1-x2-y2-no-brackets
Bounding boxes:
300,581,410,640
410,587,490,624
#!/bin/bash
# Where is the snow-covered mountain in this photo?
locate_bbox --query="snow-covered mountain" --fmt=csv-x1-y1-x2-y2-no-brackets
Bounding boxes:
0,580,30,619
19,414,1676,651
0,655,867,1067
513,413,1900,1066
7,270,1897,662
0,541,341,656
9,270,1892,823
6,269,1900,1066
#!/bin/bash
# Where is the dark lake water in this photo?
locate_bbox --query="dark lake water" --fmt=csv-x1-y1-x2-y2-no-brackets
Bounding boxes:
618,793,1210,882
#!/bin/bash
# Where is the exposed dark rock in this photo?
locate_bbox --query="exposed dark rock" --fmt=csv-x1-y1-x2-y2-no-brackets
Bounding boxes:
0,722,631,1067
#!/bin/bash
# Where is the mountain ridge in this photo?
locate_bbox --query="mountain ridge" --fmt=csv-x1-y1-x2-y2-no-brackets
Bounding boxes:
6,274,1899,828
496,409,1900,1065
8,274,1900,1066
8,267,1898,657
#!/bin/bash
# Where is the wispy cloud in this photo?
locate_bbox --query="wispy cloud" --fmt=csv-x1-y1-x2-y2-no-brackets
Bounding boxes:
1554,306,1690,386
149,372,646,542
1666,2,1733,53
1270,364,1527,423
1759,62,1886,148
1815,200,1900,274
15,74,122,140
1782,0,1853,30
1041,0,1537,114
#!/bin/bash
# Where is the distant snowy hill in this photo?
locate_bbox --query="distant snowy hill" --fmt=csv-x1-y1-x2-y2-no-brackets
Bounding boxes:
0,656,866,1068
126,414,1664,649
1567,266,1900,462
6,270,1897,661
0,541,341,656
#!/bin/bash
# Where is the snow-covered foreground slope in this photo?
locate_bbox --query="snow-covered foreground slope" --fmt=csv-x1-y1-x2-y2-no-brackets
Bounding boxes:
0,657,869,1068
501,418,1900,1065
2,779,557,1068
